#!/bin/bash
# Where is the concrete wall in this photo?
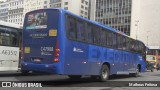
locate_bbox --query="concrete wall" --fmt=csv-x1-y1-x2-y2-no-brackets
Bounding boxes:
131,0,160,48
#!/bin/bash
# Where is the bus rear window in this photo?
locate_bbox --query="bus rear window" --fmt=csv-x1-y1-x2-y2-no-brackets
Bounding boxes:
26,12,47,29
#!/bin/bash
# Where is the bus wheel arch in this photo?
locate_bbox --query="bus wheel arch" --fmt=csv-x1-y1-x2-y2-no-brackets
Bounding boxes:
138,64,141,72
130,64,141,77
102,62,110,70
99,62,110,82
21,70,29,75
134,64,141,77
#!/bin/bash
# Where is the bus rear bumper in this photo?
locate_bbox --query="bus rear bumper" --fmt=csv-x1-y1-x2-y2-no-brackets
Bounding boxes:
21,62,58,74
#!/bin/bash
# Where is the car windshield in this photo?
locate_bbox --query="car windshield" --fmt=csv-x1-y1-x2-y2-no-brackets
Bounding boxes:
147,56,155,60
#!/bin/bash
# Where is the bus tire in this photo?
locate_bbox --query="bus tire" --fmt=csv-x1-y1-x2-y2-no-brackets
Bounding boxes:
21,70,29,75
91,76,99,81
151,68,154,72
130,66,140,77
68,75,82,79
99,64,109,82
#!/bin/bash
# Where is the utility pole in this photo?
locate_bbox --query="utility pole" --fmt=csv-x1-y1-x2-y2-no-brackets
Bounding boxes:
147,31,150,46
135,20,139,40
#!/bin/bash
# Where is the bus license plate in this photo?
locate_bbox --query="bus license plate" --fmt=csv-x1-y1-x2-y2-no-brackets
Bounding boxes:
34,59,41,62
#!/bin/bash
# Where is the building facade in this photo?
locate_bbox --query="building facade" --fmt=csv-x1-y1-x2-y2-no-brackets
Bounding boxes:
90,0,132,35
7,0,24,25
0,0,89,25
0,1,9,22
131,0,160,49
50,0,89,18
43,0,51,9
23,0,46,15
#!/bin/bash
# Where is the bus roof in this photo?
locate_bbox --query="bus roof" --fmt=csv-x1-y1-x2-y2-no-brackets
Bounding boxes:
62,9,145,43
0,20,22,29
26,8,124,35
61,9,127,35
25,8,144,44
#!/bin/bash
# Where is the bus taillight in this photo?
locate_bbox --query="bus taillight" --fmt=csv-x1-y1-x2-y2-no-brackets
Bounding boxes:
54,58,60,62
54,49,60,62
56,49,60,52
55,53,60,57
54,40,60,62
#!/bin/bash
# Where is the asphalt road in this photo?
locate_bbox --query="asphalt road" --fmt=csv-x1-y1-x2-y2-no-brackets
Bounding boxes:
0,70,160,90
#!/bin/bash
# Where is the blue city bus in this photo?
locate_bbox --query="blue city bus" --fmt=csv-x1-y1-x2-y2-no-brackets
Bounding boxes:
21,9,146,81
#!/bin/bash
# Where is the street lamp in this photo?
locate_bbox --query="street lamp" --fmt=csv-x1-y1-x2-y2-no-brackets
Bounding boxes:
135,20,139,40
147,31,150,46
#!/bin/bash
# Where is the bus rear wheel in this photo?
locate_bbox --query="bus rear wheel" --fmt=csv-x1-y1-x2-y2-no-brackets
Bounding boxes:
68,75,82,79
99,65,109,82
130,66,140,77
21,70,29,75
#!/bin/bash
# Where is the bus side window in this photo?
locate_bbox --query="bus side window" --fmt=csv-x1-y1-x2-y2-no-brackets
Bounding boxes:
77,20,85,42
112,33,117,48
126,38,130,51
0,31,2,45
11,32,18,46
107,31,113,47
117,34,123,49
86,24,93,44
93,26,100,45
66,16,77,40
100,29,106,46
135,41,139,53
0,36,2,45
130,40,134,51
122,36,126,50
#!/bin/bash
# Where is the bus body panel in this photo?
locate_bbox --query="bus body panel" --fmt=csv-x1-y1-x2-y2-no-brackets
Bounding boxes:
63,39,140,75
0,21,21,72
22,9,64,74
0,46,19,71
21,9,146,76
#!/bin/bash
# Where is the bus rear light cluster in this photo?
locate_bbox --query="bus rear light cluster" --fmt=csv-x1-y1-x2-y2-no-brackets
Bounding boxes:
54,50,60,62
56,49,60,52
55,53,60,57
54,58,60,62
54,40,60,62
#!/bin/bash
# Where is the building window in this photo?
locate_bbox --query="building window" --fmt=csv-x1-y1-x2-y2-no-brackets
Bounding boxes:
81,5,84,9
64,2,68,5
85,1,88,5
81,10,84,14
80,15,83,17
44,1,47,4
44,6,47,8
85,7,88,10
85,12,87,15
81,0,84,3
64,7,68,10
